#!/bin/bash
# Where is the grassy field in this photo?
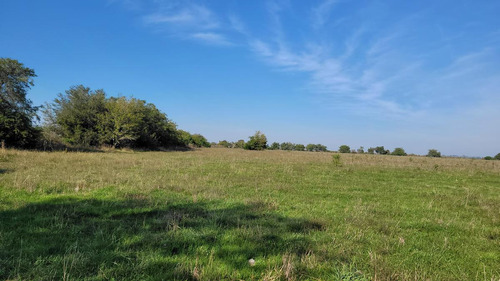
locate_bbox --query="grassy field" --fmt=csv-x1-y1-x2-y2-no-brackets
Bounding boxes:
0,148,499,280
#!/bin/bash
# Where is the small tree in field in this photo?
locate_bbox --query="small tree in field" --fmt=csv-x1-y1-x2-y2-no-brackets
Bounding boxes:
375,146,388,155
494,153,500,160
427,149,441,157
391,147,407,156
339,145,350,153
244,131,267,150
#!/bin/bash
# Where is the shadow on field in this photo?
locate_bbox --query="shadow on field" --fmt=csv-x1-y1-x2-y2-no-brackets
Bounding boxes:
0,168,11,174
0,197,324,280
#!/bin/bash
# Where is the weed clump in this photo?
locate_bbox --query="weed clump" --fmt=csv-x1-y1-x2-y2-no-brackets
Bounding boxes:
332,154,342,167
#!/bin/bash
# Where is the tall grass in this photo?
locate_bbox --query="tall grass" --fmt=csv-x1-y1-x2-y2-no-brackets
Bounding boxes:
0,148,499,280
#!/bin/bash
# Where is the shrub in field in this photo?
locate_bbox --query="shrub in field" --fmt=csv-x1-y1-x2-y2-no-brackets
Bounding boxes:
495,153,500,160
339,145,351,153
391,147,407,156
332,154,342,166
427,149,441,157
484,156,493,160
244,131,267,150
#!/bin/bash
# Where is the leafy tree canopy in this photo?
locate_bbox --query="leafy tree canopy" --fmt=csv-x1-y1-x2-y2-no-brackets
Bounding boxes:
0,58,39,147
427,149,441,157
339,145,351,153
244,131,267,150
44,85,183,149
306,144,327,152
391,147,407,156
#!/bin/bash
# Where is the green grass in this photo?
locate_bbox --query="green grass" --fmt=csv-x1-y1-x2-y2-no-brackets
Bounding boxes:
0,148,499,280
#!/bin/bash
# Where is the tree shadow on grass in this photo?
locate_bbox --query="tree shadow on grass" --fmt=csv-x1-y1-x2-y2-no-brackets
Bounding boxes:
0,197,325,280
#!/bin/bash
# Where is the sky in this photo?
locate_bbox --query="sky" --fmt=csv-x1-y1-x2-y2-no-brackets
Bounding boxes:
1,0,499,156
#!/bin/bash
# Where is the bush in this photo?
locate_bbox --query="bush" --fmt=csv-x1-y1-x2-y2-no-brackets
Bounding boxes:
495,153,500,160
427,149,441,157
332,154,342,167
375,146,388,155
338,145,351,153
484,156,493,160
191,134,211,148
244,131,267,150
218,140,231,148
391,147,407,156
234,140,245,149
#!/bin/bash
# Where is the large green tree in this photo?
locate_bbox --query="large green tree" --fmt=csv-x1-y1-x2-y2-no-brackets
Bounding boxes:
46,85,106,146
244,131,267,150
338,145,351,153
0,58,39,147
44,85,182,149
98,97,144,148
391,147,407,156
427,149,441,157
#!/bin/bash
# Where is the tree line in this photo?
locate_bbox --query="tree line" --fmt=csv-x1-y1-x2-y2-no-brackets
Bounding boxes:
2,58,500,159
216,131,328,152
337,145,443,157
1,58,209,150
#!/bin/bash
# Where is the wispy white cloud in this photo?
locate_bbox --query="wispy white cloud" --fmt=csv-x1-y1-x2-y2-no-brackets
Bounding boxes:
144,4,219,30
190,32,232,46
117,0,500,121
311,0,339,28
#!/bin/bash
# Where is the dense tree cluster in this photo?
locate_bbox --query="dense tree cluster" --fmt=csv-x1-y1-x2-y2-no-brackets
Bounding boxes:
306,144,328,152
267,142,309,151
217,136,328,152
42,85,210,149
427,149,441,157
244,131,267,150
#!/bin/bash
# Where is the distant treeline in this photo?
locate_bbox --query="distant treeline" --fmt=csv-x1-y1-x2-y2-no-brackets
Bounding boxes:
2,58,500,159
216,134,455,158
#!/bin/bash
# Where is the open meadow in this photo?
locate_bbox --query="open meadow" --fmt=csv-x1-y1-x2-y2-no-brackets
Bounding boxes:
0,148,499,280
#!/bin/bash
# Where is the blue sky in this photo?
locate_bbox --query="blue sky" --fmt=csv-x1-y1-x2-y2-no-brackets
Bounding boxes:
1,0,499,156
